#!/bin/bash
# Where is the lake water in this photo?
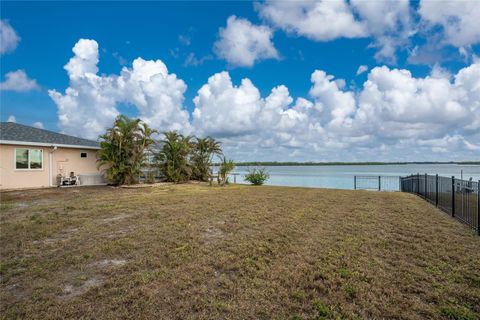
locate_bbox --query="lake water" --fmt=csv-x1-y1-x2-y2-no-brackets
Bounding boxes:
224,164,480,190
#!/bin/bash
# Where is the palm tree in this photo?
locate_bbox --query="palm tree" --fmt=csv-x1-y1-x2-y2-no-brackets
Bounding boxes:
206,137,222,160
191,137,208,181
97,115,156,185
156,131,193,183
219,156,235,186
191,136,223,182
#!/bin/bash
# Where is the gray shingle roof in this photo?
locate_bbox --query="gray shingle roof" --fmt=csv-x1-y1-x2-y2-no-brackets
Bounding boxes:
0,122,100,149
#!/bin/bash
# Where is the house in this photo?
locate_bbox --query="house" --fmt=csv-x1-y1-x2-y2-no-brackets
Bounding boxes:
0,122,105,189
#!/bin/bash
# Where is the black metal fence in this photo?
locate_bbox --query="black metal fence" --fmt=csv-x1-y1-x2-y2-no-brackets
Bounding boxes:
400,174,480,235
354,175,400,191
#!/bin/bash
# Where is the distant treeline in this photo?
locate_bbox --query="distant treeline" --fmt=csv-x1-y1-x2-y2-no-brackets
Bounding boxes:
221,161,480,166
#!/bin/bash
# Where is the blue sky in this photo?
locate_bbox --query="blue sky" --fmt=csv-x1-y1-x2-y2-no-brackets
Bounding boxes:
1,1,479,161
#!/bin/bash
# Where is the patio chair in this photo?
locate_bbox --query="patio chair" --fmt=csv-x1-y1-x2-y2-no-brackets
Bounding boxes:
58,172,80,186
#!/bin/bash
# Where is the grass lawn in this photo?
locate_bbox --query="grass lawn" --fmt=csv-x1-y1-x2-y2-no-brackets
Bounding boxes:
1,184,479,319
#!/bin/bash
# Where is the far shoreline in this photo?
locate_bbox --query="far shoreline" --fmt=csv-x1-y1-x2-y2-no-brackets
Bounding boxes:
226,161,480,166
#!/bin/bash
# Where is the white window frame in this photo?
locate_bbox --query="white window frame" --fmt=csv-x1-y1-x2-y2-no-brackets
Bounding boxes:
14,148,44,171
80,151,88,159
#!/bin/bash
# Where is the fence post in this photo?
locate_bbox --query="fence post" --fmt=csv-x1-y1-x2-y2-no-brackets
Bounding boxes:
477,180,479,236
399,176,402,192
415,173,420,194
435,174,438,207
424,173,428,199
234,174,236,184
451,176,455,217
378,176,381,191
354,176,357,190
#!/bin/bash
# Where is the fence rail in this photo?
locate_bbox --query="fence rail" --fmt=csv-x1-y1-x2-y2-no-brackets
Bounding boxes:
354,175,400,191
400,174,479,235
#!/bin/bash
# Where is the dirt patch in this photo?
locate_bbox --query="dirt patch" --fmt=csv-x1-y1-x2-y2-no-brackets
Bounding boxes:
203,227,225,241
32,227,79,246
91,259,127,268
103,226,136,239
12,202,30,209
61,277,104,300
4,283,30,302
102,213,131,223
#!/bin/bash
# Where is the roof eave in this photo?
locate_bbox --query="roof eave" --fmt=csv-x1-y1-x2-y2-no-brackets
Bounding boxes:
0,140,100,150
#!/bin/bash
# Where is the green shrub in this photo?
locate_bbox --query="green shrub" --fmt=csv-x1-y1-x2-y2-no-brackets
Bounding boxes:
244,168,270,185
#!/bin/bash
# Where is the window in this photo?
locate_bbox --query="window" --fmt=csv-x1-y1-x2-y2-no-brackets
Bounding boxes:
15,149,28,169
80,152,87,158
15,149,43,170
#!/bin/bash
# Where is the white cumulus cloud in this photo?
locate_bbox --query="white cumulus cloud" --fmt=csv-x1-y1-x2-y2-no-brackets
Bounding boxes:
32,122,44,129
351,0,412,63
192,71,320,150
356,65,369,75
309,70,356,131
256,1,368,41
0,69,39,92
0,20,20,55
355,65,478,141
47,40,480,161
193,71,263,135
48,39,190,140
256,0,412,63
214,16,279,67
419,0,480,48
65,39,99,77
192,63,480,161
117,58,190,133
255,0,480,65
